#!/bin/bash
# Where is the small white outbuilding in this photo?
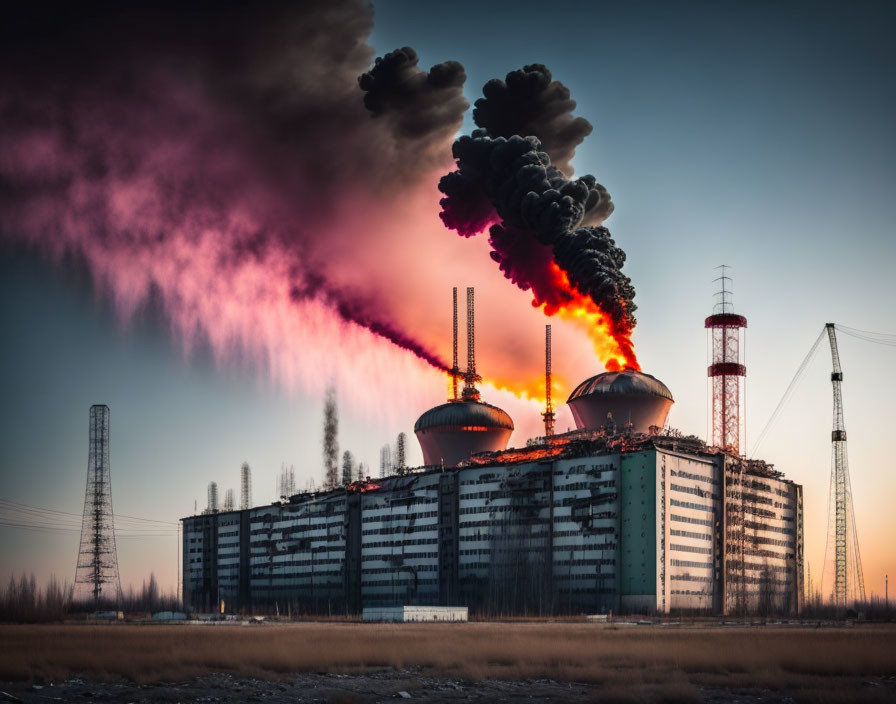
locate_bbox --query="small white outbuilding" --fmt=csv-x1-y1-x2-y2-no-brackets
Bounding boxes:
362,606,468,622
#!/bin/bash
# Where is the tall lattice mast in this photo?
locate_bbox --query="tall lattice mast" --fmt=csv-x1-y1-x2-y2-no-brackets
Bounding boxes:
207,482,219,513
542,324,555,436
74,405,121,607
823,323,865,606
462,286,481,401
705,267,747,454
240,462,251,510
450,287,461,401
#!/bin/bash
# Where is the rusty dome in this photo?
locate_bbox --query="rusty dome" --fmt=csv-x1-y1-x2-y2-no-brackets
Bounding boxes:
414,400,513,468
567,370,673,434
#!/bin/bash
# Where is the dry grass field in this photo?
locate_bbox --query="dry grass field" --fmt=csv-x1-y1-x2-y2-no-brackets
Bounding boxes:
1,622,894,702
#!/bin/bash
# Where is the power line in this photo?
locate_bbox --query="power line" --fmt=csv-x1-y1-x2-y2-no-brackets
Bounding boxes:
835,324,896,347
749,327,825,456
0,498,176,525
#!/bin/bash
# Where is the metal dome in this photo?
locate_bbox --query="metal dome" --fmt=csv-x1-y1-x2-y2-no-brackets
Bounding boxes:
568,370,674,403
414,400,514,433
567,370,674,433
414,400,514,467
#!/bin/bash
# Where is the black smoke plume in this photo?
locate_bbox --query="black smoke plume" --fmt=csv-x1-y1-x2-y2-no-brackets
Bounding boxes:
359,46,468,147
439,69,637,338
472,64,591,177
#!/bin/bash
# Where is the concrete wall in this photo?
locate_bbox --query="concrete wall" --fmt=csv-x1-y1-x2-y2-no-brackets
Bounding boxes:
619,451,659,613
661,451,723,613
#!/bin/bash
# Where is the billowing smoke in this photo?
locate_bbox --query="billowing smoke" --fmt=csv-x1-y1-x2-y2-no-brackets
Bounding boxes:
0,1,466,411
439,66,638,369
359,46,467,149
472,64,592,177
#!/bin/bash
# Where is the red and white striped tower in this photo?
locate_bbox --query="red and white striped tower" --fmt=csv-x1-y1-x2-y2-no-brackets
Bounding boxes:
705,267,747,454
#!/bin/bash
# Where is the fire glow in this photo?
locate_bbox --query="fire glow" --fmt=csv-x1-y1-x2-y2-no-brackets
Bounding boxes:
542,263,639,372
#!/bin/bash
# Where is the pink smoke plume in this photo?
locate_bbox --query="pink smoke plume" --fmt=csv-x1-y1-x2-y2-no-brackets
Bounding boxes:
0,3,466,417
0,2,608,431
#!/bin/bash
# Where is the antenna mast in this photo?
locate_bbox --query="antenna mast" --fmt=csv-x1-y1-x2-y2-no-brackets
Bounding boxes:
450,287,460,401
823,323,866,607
462,287,481,401
542,324,555,436
240,462,252,510
74,405,121,608
705,266,747,454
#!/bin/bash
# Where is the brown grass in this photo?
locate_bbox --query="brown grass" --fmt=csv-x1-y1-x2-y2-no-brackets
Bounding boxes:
1,622,894,701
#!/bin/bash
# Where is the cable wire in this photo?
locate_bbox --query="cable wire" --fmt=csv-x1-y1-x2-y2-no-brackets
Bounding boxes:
749,327,826,456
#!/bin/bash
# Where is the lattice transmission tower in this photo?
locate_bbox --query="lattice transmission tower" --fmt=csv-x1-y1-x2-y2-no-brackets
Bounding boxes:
74,405,122,607
705,267,747,454
542,324,555,437
822,323,865,606
450,287,461,401
462,287,482,402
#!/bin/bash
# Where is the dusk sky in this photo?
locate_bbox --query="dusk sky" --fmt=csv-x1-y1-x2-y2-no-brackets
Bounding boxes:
1,1,893,602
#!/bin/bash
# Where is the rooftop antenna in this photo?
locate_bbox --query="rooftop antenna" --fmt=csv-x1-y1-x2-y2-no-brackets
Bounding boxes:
462,286,481,401
542,324,555,437
450,287,461,401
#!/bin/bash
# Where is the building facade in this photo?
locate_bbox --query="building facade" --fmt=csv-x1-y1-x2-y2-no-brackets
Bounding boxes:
183,437,802,615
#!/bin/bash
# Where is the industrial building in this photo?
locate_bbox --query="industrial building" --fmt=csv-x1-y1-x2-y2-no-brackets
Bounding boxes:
182,289,803,616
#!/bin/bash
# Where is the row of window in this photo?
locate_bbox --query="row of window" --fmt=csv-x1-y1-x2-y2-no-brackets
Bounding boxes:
363,551,438,562
743,520,793,536
553,527,615,537
670,543,713,555
362,565,438,574
670,574,712,583
670,469,718,485
670,529,712,542
362,538,438,548
363,511,438,523
671,484,717,500
726,561,790,573
670,559,712,569
670,514,714,528
362,524,436,536
362,578,439,587
670,499,714,513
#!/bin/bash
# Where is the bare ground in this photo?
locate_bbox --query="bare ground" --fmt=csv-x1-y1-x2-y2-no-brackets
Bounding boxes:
1,622,894,703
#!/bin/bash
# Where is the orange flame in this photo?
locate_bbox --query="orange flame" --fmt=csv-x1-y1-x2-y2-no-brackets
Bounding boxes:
540,263,640,372
441,263,639,402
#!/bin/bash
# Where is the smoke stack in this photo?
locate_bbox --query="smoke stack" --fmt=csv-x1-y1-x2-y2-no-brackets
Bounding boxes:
542,324,555,437
462,287,481,401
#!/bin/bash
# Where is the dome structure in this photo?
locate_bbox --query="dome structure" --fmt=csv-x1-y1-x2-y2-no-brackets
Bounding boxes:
414,400,514,467
567,370,674,434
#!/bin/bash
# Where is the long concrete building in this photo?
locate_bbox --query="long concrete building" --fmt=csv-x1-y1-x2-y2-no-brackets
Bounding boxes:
182,430,803,616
